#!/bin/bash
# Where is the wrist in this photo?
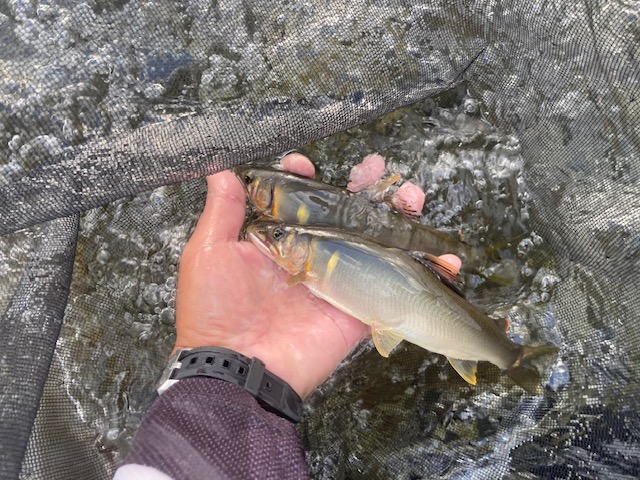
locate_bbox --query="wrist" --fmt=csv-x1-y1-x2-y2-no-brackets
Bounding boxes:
172,340,314,399
159,346,303,422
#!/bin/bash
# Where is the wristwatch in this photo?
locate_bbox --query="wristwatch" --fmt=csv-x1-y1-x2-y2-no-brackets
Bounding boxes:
156,346,303,423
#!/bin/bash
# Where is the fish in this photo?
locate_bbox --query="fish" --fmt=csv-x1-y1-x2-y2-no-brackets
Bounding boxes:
233,164,486,268
246,221,558,394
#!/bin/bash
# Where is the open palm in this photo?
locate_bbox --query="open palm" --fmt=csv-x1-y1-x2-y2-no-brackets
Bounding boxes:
175,169,368,399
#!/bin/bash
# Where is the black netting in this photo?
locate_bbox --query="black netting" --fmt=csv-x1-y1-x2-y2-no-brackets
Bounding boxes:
0,216,77,479
0,1,639,479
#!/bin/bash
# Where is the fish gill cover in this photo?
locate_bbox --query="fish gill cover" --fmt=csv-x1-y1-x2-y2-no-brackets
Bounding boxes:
0,1,639,479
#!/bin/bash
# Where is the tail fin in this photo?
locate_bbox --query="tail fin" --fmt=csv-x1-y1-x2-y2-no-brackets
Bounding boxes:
507,344,559,394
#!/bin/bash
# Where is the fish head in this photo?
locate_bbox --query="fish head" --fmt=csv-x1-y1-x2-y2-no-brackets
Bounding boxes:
246,221,311,275
232,165,278,214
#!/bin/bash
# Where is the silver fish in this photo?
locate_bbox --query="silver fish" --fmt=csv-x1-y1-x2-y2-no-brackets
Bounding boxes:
247,221,558,394
234,164,486,268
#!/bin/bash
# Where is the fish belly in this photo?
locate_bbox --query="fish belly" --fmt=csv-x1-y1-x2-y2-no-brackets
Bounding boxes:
306,239,420,328
305,239,513,367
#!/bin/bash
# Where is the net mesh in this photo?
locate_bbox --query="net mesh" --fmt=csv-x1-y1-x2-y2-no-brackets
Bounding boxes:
0,1,638,479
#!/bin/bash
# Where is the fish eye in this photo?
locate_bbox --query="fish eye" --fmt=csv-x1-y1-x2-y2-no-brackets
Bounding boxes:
273,227,285,240
244,174,253,184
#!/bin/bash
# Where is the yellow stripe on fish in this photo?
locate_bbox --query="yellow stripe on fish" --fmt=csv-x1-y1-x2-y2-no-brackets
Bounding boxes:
325,250,340,280
296,204,310,223
271,188,280,217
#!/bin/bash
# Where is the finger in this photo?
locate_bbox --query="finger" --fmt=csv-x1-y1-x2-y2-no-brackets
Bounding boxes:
438,254,462,274
391,181,426,218
280,152,315,178
190,171,247,246
347,153,385,192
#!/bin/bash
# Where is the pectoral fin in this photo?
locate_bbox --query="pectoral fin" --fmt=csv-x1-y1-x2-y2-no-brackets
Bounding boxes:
369,173,401,195
447,358,478,385
494,316,510,332
365,173,402,202
371,325,404,357
408,251,465,297
287,272,308,286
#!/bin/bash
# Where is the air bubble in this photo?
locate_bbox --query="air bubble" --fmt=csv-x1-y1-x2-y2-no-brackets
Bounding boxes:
133,322,153,342
96,249,110,263
521,265,535,278
531,232,544,246
8,135,22,152
159,307,175,325
517,238,534,257
142,284,162,306
533,268,561,292
548,360,570,391
463,98,479,114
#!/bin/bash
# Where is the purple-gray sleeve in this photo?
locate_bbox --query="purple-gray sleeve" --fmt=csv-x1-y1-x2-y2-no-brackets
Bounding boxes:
120,377,309,480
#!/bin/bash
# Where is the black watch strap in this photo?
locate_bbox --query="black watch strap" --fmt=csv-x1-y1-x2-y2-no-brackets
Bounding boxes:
156,346,303,423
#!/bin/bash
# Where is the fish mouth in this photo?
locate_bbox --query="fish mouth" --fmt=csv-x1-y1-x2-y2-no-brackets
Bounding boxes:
231,166,251,191
247,229,275,260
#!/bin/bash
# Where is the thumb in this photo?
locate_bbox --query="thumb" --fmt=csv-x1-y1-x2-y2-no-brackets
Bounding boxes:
190,171,247,247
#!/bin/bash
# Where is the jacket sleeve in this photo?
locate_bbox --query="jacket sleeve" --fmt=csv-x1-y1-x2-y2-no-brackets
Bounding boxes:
113,377,309,480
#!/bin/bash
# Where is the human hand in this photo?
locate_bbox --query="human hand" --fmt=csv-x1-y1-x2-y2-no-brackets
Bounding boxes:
174,154,369,399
